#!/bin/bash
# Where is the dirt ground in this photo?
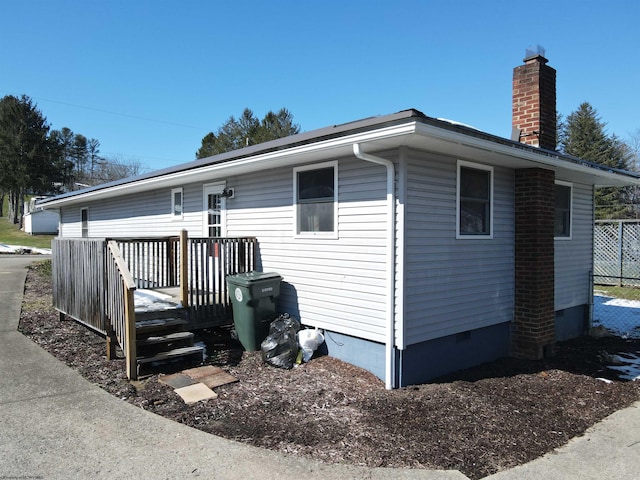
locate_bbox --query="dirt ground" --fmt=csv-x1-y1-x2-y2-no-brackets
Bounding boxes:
18,262,640,480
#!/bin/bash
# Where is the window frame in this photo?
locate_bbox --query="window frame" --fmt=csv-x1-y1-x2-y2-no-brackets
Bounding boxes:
456,160,494,239
293,161,338,239
203,183,226,238
554,180,573,240
80,207,89,238
171,187,184,220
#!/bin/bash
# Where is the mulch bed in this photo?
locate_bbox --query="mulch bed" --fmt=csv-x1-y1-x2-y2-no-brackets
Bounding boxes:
18,262,640,480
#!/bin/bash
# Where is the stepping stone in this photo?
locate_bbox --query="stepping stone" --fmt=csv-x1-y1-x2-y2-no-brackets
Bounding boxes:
182,365,238,389
182,365,223,379
174,383,218,404
158,373,197,389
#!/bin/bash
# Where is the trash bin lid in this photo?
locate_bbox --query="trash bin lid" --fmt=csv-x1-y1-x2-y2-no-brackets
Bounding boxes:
226,271,281,286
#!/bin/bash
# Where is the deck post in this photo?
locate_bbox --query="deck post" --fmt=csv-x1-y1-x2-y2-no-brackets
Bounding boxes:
180,229,189,308
124,288,137,380
106,326,117,360
168,237,176,286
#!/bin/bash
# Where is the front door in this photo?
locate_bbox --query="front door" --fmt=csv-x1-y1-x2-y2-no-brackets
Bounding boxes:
203,184,227,293
203,184,226,237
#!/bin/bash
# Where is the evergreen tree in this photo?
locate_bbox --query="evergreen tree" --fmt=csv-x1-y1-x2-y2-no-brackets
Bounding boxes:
559,102,632,219
0,95,72,224
196,108,300,158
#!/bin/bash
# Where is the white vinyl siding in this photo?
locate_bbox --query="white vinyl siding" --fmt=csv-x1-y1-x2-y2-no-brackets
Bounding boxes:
403,151,514,346
58,182,207,238
555,182,593,310
226,156,390,343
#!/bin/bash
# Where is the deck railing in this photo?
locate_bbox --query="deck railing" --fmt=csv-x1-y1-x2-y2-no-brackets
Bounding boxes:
187,236,257,326
52,233,258,351
52,238,107,333
105,240,137,379
113,236,181,289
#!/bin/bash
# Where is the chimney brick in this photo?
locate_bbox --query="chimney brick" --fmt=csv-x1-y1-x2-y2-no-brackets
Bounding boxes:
512,168,556,359
512,54,557,150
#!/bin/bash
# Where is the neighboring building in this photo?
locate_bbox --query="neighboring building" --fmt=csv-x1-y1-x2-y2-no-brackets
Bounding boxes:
23,197,59,235
40,54,640,388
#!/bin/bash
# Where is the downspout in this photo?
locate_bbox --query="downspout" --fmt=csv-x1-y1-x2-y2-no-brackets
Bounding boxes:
352,143,396,389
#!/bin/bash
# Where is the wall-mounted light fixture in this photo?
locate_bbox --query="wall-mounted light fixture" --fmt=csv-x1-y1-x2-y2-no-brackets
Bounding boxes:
221,187,234,198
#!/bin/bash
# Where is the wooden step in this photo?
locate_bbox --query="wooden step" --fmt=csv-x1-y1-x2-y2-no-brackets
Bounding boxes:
136,346,204,367
135,307,188,323
137,331,194,347
135,317,188,335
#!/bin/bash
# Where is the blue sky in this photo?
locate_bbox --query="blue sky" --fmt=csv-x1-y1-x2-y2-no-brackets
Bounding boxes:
2,0,639,172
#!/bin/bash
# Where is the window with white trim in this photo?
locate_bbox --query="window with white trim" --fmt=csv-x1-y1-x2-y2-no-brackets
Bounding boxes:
81,207,88,238
171,187,183,219
294,161,337,236
456,161,493,238
554,181,572,239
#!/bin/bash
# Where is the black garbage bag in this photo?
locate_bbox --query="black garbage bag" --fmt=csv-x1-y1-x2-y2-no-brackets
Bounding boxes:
261,314,301,369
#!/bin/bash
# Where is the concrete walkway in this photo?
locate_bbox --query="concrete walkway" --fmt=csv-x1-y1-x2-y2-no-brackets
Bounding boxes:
1,256,640,479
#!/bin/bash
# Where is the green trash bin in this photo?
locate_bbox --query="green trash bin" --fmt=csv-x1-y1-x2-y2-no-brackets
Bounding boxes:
226,271,282,351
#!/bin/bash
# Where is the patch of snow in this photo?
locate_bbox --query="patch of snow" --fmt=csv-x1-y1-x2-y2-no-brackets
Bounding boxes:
0,243,51,255
596,377,613,384
136,289,173,301
606,352,640,381
593,293,640,380
134,289,179,311
593,294,640,339
194,340,207,361
0,243,16,253
436,118,479,130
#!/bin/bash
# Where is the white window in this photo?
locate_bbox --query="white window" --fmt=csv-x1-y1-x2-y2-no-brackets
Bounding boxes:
81,207,88,238
456,161,493,239
554,181,572,239
171,187,183,219
294,161,338,237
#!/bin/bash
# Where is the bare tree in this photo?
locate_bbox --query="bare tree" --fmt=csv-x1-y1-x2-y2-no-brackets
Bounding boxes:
91,155,142,183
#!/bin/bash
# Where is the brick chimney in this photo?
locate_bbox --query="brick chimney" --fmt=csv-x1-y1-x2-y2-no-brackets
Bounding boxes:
512,47,557,150
511,47,557,360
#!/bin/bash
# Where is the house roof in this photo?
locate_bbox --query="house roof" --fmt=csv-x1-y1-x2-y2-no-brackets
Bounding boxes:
39,109,640,208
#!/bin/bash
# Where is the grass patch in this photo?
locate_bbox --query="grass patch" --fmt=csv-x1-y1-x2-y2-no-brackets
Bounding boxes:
0,217,54,249
21,260,54,313
594,284,640,301
32,259,52,278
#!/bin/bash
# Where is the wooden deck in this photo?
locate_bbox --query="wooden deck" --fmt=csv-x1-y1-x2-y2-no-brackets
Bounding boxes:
52,233,256,379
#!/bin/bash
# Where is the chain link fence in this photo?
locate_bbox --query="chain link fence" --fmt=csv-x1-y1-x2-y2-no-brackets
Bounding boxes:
593,220,640,338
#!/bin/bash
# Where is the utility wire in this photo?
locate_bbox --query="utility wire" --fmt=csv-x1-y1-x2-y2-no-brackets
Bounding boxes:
1,91,211,132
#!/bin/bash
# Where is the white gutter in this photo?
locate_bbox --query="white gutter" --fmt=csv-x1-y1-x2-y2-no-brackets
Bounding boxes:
352,143,396,390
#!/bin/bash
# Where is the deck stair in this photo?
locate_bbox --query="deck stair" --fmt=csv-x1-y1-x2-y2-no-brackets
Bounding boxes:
134,293,204,375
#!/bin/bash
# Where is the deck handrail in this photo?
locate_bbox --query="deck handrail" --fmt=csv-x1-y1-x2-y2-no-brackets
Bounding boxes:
105,240,137,379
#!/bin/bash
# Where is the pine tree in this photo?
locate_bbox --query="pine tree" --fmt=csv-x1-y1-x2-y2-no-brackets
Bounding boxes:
559,102,632,219
0,95,72,224
196,108,300,158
